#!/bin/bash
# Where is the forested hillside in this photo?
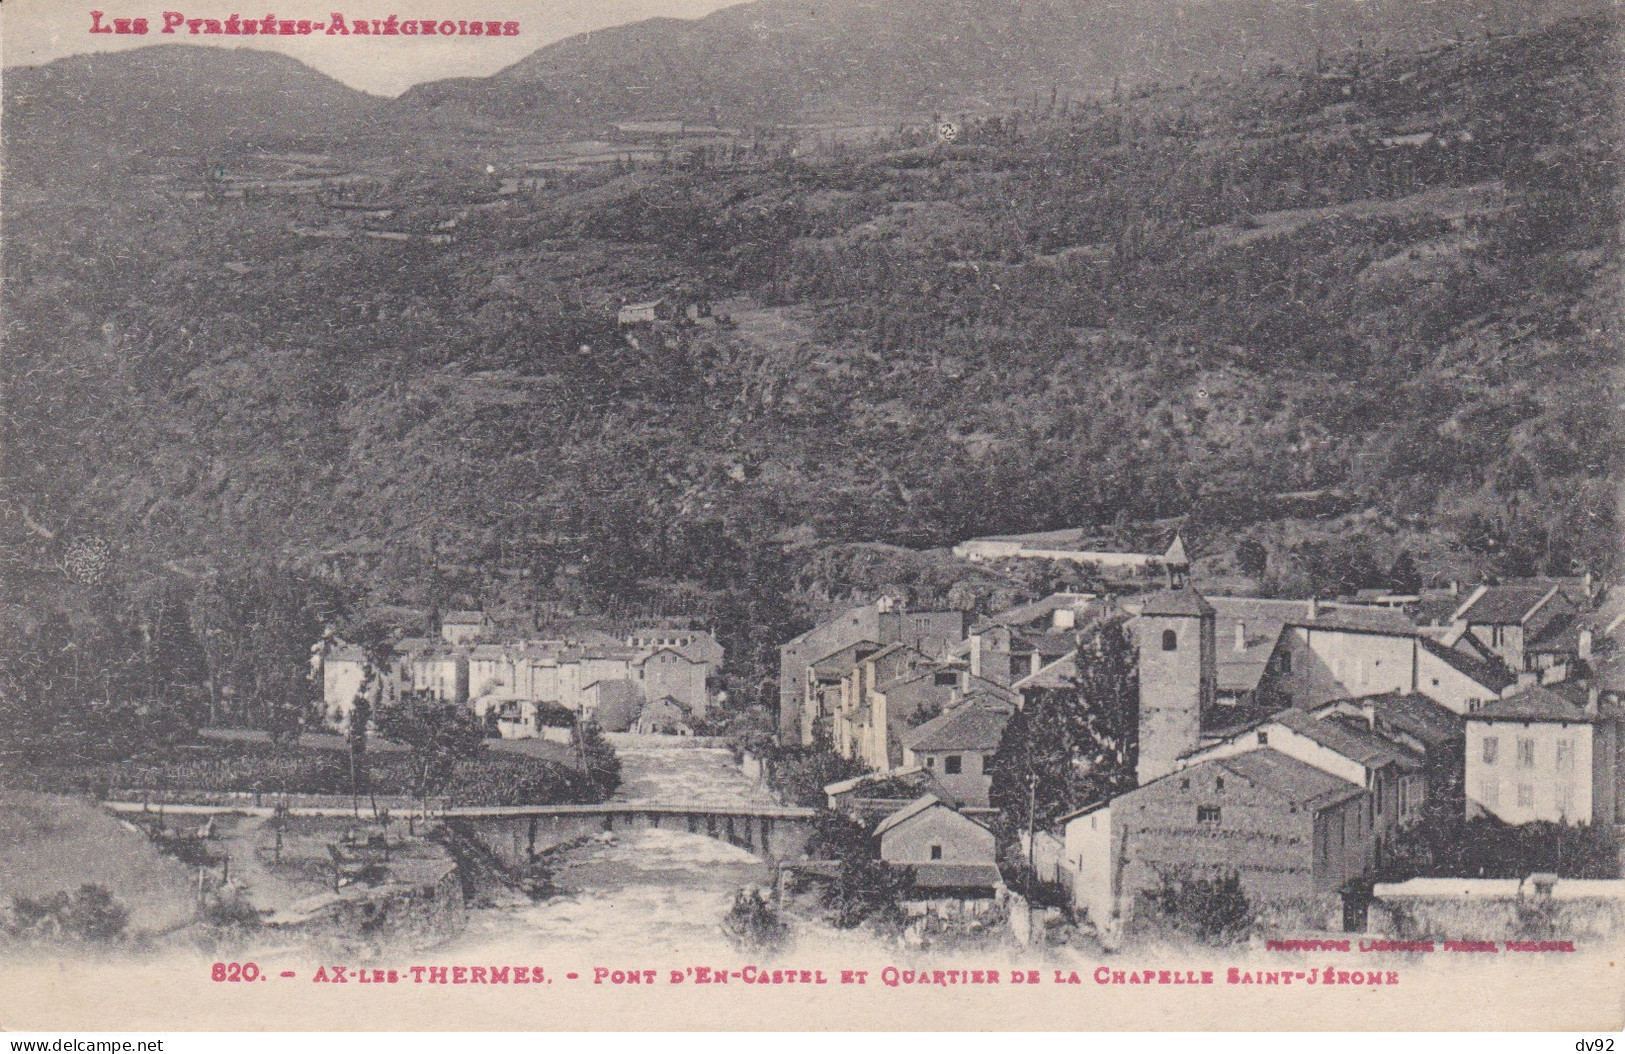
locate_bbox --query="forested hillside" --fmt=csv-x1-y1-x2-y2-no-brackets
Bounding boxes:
1,15,1619,709
401,0,1598,127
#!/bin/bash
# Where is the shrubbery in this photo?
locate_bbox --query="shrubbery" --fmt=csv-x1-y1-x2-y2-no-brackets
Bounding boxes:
1140,871,1253,944
722,888,790,953
15,736,611,807
7,884,129,945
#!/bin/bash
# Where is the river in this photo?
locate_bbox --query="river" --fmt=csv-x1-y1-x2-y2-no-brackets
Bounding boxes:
446,736,864,961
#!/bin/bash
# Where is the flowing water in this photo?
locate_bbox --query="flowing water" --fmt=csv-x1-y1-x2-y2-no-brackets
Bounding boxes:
447,738,815,960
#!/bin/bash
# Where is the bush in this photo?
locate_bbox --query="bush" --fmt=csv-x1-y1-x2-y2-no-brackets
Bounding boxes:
8,884,129,944
1141,871,1253,944
722,888,790,953
15,738,602,807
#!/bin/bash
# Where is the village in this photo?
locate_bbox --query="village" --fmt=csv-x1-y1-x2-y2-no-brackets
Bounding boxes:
317,527,1625,948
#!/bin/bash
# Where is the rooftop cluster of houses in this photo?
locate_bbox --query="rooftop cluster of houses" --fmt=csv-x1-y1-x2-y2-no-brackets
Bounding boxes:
782,545,1625,927
320,611,723,738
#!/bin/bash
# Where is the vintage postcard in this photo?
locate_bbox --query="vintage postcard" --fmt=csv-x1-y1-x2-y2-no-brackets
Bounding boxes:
1,0,1621,1033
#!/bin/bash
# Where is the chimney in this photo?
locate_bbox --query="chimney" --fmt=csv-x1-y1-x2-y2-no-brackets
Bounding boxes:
1586,683,1601,719
1361,699,1377,730
1579,628,1593,661
1235,621,1247,652
1449,580,1460,597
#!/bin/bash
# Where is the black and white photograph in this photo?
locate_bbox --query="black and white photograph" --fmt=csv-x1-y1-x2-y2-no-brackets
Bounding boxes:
0,0,1620,1033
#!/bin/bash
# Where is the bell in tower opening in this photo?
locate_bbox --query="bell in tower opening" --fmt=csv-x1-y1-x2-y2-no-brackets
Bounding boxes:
1162,534,1190,589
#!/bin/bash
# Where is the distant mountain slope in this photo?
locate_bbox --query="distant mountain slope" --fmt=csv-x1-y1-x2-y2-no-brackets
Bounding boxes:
2,45,383,183
398,0,1604,126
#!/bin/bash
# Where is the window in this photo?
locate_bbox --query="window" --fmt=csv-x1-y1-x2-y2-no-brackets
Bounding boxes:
944,755,962,775
1556,784,1574,816
1517,738,1536,768
1197,806,1221,825
930,844,943,861
1517,784,1534,809
1180,777,1190,790
925,756,935,770
935,671,958,687
1556,739,1573,771
1257,731,1269,746
1279,651,1293,674
1482,737,1499,765
1479,779,1499,808
1215,777,1225,792
1162,629,1178,652
1491,625,1503,648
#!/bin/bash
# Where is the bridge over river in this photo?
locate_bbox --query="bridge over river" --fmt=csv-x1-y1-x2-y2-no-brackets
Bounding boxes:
446,802,818,866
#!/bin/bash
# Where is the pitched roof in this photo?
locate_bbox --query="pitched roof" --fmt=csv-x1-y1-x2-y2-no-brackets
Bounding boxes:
588,679,643,732
1294,605,1416,636
442,610,485,625
809,639,883,676
903,698,1013,753
1017,630,1079,658
903,863,1004,892
1337,693,1464,752
1267,708,1421,771
1209,750,1365,810
1471,685,1597,724
1138,587,1214,618
1456,584,1562,626
979,592,1096,630
324,643,368,662
1207,597,1304,693
873,794,947,837
1014,651,1078,691
1164,535,1189,565
1418,635,1514,692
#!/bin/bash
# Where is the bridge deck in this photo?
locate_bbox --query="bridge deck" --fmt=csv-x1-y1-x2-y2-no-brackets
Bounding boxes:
446,803,817,820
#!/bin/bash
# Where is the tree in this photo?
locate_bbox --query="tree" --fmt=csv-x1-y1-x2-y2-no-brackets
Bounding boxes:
9,885,129,944
1388,550,1422,594
1235,538,1269,578
570,719,622,801
722,888,790,953
989,617,1139,836
374,692,488,813
823,856,914,930
1143,870,1252,943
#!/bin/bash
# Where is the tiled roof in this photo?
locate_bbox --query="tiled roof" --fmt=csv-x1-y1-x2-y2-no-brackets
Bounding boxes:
1295,605,1417,636
809,639,883,676
1211,750,1365,810
393,637,435,653
1267,708,1421,771
1418,636,1514,692
979,592,1097,630
903,698,1013,753
1471,685,1596,724
1457,585,1561,626
590,679,643,732
443,610,485,624
1354,693,1463,751
874,794,947,837
1138,588,1215,618
1208,598,1304,693
1017,630,1079,658
1014,651,1078,691
903,863,1004,891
